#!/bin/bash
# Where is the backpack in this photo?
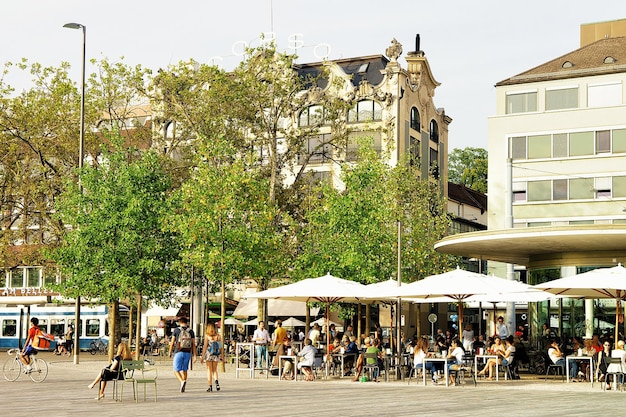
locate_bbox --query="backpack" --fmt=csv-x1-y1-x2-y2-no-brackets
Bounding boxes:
32,328,55,350
177,327,192,351
208,340,220,356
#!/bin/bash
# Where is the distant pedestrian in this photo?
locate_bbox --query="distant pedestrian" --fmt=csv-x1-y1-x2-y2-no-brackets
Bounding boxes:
200,323,223,392
169,317,196,393
252,320,270,373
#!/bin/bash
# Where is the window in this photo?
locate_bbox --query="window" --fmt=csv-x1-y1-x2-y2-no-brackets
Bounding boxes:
429,120,439,143
300,134,332,164
429,147,439,178
43,272,56,288
2,319,17,337
613,129,626,153
299,105,326,127
506,91,537,114
595,177,612,198
569,131,594,156
87,319,100,337
9,268,23,288
546,87,578,110
528,134,551,159
614,176,626,198
569,178,594,200
512,182,527,202
528,181,552,202
553,179,568,200
596,130,611,154
588,82,622,108
552,134,568,158
409,136,420,166
27,267,40,287
510,136,527,159
348,100,382,123
410,107,420,131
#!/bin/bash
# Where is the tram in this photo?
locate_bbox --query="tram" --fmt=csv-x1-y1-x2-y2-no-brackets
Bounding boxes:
0,304,129,350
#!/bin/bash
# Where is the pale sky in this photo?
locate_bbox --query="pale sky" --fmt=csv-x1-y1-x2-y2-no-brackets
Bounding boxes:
1,0,622,150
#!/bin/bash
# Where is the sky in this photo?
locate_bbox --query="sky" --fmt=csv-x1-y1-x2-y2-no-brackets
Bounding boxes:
0,0,622,150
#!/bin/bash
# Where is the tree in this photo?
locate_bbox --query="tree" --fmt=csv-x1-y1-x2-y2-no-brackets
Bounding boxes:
48,142,183,354
448,147,488,193
295,143,456,327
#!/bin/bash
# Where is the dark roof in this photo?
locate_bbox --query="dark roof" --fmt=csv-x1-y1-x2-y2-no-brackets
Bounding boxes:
496,36,626,86
296,55,390,89
448,182,487,213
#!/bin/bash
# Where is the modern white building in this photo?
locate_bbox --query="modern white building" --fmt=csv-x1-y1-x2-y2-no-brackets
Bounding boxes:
437,18,626,341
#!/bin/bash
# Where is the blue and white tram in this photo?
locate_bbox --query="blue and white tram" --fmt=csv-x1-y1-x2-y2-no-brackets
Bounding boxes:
0,304,128,350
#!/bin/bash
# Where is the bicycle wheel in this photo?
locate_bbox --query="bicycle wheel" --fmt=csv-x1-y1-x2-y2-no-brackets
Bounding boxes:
2,357,21,382
89,342,97,355
29,358,48,382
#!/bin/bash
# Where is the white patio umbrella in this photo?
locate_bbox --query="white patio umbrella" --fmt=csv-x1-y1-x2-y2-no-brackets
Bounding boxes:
534,263,626,343
246,273,369,353
282,317,306,328
224,317,244,326
376,267,537,338
244,318,274,327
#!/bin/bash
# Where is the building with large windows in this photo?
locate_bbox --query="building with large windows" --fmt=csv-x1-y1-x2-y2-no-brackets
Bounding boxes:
436,18,626,342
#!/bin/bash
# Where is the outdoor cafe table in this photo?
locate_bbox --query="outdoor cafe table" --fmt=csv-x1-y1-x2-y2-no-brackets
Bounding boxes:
474,354,500,381
566,355,594,387
423,357,451,387
278,355,297,382
331,353,357,378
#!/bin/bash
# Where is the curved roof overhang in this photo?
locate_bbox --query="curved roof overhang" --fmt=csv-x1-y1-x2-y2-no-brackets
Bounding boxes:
434,225,626,269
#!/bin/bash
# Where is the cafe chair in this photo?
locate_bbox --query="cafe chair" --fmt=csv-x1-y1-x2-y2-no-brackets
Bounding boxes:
501,354,518,380
544,359,565,381
407,363,427,385
603,357,625,391
455,353,477,387
362,352,380,381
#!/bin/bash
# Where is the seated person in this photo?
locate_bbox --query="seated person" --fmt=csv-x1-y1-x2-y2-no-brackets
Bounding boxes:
606,339,626,389
365,338,383,382
413,337,437,383
297,338,316,381
343,336,360,375
548,338,578,379
54,335,68,356
597,339,612,382
478,336,515,380
351,337,372,382
87,342,132,400
447,339,465,385
472,335,486,355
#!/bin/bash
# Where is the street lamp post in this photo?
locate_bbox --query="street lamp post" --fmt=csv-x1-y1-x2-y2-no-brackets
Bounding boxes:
63,22,86,365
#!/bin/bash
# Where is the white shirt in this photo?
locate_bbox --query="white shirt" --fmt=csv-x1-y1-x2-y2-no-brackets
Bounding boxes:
253,328,270,345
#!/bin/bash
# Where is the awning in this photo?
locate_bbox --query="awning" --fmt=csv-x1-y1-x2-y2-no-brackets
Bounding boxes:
233,295,319,318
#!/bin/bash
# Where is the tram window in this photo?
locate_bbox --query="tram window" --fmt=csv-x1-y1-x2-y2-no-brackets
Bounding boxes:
37,319,49,333
3,319,17,336
87,319,100,337
50,319,65,337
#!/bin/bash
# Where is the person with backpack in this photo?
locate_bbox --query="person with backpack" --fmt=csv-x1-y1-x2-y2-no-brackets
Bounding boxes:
200,322,223,392
168,317,196,393
20,317,41,372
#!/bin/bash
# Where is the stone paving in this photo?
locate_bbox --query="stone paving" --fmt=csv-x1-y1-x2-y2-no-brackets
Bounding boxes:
1,351,624,417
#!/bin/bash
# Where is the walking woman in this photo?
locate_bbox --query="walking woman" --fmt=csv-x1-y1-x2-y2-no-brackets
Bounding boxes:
200,323,223,392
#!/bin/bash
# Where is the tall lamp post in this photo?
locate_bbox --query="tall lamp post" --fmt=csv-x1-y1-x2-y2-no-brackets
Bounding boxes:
63,22,86,365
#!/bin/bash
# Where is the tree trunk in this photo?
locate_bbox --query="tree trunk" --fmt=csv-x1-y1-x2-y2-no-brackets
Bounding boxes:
108,300,119,361
220,278,226,372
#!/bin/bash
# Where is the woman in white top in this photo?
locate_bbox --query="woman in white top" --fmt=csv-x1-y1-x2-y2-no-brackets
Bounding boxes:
413,337,437,382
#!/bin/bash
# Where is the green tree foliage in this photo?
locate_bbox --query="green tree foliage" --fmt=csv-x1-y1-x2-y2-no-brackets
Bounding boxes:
48,142,182,309
448,147,488,193
296,142,455,285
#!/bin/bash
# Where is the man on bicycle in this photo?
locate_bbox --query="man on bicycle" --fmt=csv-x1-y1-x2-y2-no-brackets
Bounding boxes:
20,317,40,372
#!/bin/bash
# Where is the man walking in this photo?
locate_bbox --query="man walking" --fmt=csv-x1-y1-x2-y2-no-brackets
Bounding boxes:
169,317,196,393
253,320,270,374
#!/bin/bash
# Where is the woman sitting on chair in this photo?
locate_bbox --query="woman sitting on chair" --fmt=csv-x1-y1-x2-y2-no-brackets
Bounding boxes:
88,342,132,400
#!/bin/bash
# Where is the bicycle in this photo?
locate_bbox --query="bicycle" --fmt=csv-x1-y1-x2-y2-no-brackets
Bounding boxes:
89,337,108,355
2,348,48,382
